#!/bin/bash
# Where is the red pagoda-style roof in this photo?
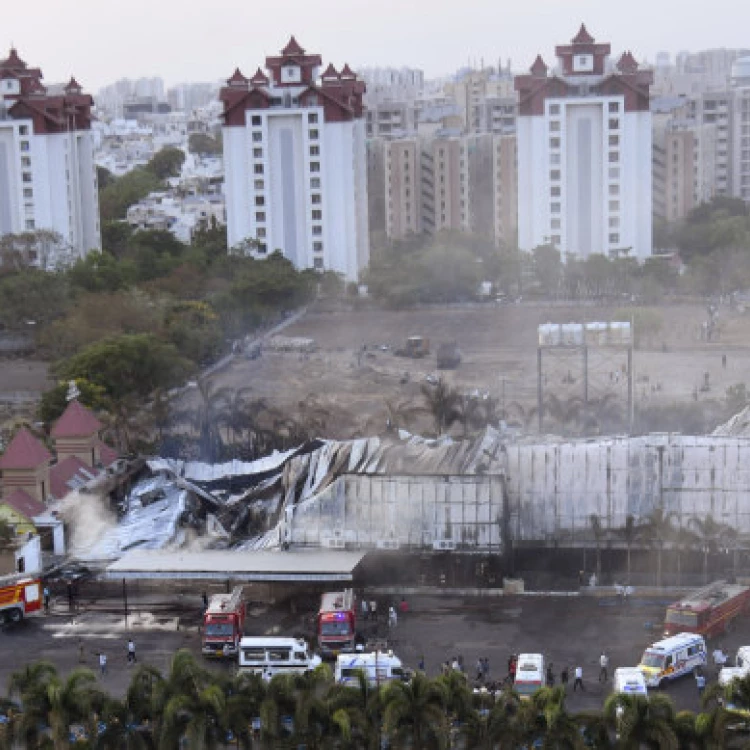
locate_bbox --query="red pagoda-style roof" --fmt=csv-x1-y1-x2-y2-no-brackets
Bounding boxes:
340,63,356,80
51,399,102,439
282,36,305,56
250,67,269,85
572,23,595,45
64,76,82,93
0,428,52,470
530,55,548,77
321,63,339,80
227,68,249,86
0,47,26,70
0,488,46,520
49,455,95,500
617,51,639,73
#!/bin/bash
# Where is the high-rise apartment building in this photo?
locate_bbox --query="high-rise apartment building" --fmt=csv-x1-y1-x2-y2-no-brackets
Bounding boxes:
515,26,653,260
220,37,369,280
0,48,100,267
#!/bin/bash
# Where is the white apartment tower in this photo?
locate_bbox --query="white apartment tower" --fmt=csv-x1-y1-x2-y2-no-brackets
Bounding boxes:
515,26,653,260
220,37,369,280
0,48,100,267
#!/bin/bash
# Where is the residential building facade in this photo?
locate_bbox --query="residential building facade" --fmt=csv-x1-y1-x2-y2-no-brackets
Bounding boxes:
0,48,101,267
220,37,369,280
515,26,653,260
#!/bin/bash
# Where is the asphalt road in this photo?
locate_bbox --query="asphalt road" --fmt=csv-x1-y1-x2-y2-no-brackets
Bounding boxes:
1,591,742,714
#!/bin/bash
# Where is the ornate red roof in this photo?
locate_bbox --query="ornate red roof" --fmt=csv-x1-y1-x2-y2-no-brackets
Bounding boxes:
64,77,82,93
250,67,269,85
0,47,26,70
340,63,356,80
97,441,119,467
572,23,594,44
0,488,46,519
530,55,548,77
227,67,248,85
617,51,639,73
322,63,339,79
0,427,52,470
49,455,93,500
51,399,102,439
282,36,305,56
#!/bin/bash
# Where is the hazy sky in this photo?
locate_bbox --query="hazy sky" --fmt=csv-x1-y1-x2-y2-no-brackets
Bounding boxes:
4,0,750,92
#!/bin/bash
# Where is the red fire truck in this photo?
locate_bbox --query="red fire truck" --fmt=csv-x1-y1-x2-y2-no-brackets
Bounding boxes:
317,588,356,659
0,575,43,624
202,586,245,658
664,580,750,638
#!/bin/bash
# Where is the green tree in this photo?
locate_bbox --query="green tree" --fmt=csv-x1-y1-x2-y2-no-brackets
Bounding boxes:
382,672,448,749
98,168,162,221
604,692,678,749
38,378,109,426
420,378,460,436
188,133,223,156
532,244,563,297
0,269,70,330
145,147,186,181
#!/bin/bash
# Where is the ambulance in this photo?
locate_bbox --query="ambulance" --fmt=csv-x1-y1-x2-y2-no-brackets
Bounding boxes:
514,653,545,698
638,633,707,688
718,646,750,688
334,651,407,687
614,667,648,696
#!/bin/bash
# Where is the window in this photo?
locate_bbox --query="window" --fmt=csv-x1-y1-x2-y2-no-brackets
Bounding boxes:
25,219,35,230
609,135,619,147
251,116,262,126
609,217,619,228
312,209,322,220
22,172,32,183
254,164,264,174
20,141,29,152
18,125,28,136
549,104,560,115
551,186,561,197
23,188,33,198
311,194,321,204
312,225,322,235
310,145,320,156
309,129,319,140
311,177,320,189
256,211,266,221
313,257,324,269
609,184,619,196
608,102,619,113
257,228,266,238
551,234,561,244
253,148,263,158
609,167,620,179
21,156,31,168
550,121,560,132
550,137,561,149
551,218,561,229
255,196,265,206
252,131,262,142
551,202,561,213
242,648,265,662
310,161,320,172
313,241,323,252
609,233,620,244
550,170,560,181
609,118,619,130
308,113,318,124
550,153,560,165
609,200,620,211
254,179,264,189
609,151,619,163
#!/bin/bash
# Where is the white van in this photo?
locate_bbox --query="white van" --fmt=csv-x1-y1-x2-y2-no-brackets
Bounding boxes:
719,646,750,687
335,651,406,687
514,653,544,698
614,667,648,696
638,633,707,688
238,637,321,676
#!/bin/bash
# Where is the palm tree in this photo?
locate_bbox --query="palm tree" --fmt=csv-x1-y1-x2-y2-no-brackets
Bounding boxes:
529,685,585,749
95,694,152,750
0,697,21,750
689,514,733,584
435,669,472,726
462,689,525,750
639,508,676,587
219,671,266,750
9,662,106,750
382,671,448,749
186,377,234,462
420,378,460,436
326,669,384,750
603,692,678,750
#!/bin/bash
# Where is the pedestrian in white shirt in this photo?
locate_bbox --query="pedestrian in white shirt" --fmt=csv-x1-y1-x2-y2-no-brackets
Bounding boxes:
599,652,609,682
99,652,107,676
573,665,585,691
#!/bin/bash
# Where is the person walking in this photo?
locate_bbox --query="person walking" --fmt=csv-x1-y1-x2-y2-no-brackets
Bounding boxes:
99,652,107,676
388,606,398,628
546,664,555,687
399,597,409,616
573,665,585,692
43,586,50,614
696,670,706,697
370,600,378,622
561,666,569,689
599,652,609,683
482,656,490,680
713,646,727,676
127,638,136,664
361,598,369,621
201,592,209,611
476,658,484,682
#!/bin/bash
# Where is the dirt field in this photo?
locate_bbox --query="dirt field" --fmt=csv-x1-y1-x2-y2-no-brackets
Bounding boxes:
205,302,750,438
3,301,750,440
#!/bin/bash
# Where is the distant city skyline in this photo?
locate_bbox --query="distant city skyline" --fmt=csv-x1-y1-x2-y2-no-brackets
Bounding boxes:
3,0,750,91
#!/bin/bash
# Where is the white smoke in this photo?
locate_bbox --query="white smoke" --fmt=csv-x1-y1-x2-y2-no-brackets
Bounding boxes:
58,490,117,557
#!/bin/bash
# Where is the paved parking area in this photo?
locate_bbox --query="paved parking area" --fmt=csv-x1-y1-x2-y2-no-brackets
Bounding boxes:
1,591,746,713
